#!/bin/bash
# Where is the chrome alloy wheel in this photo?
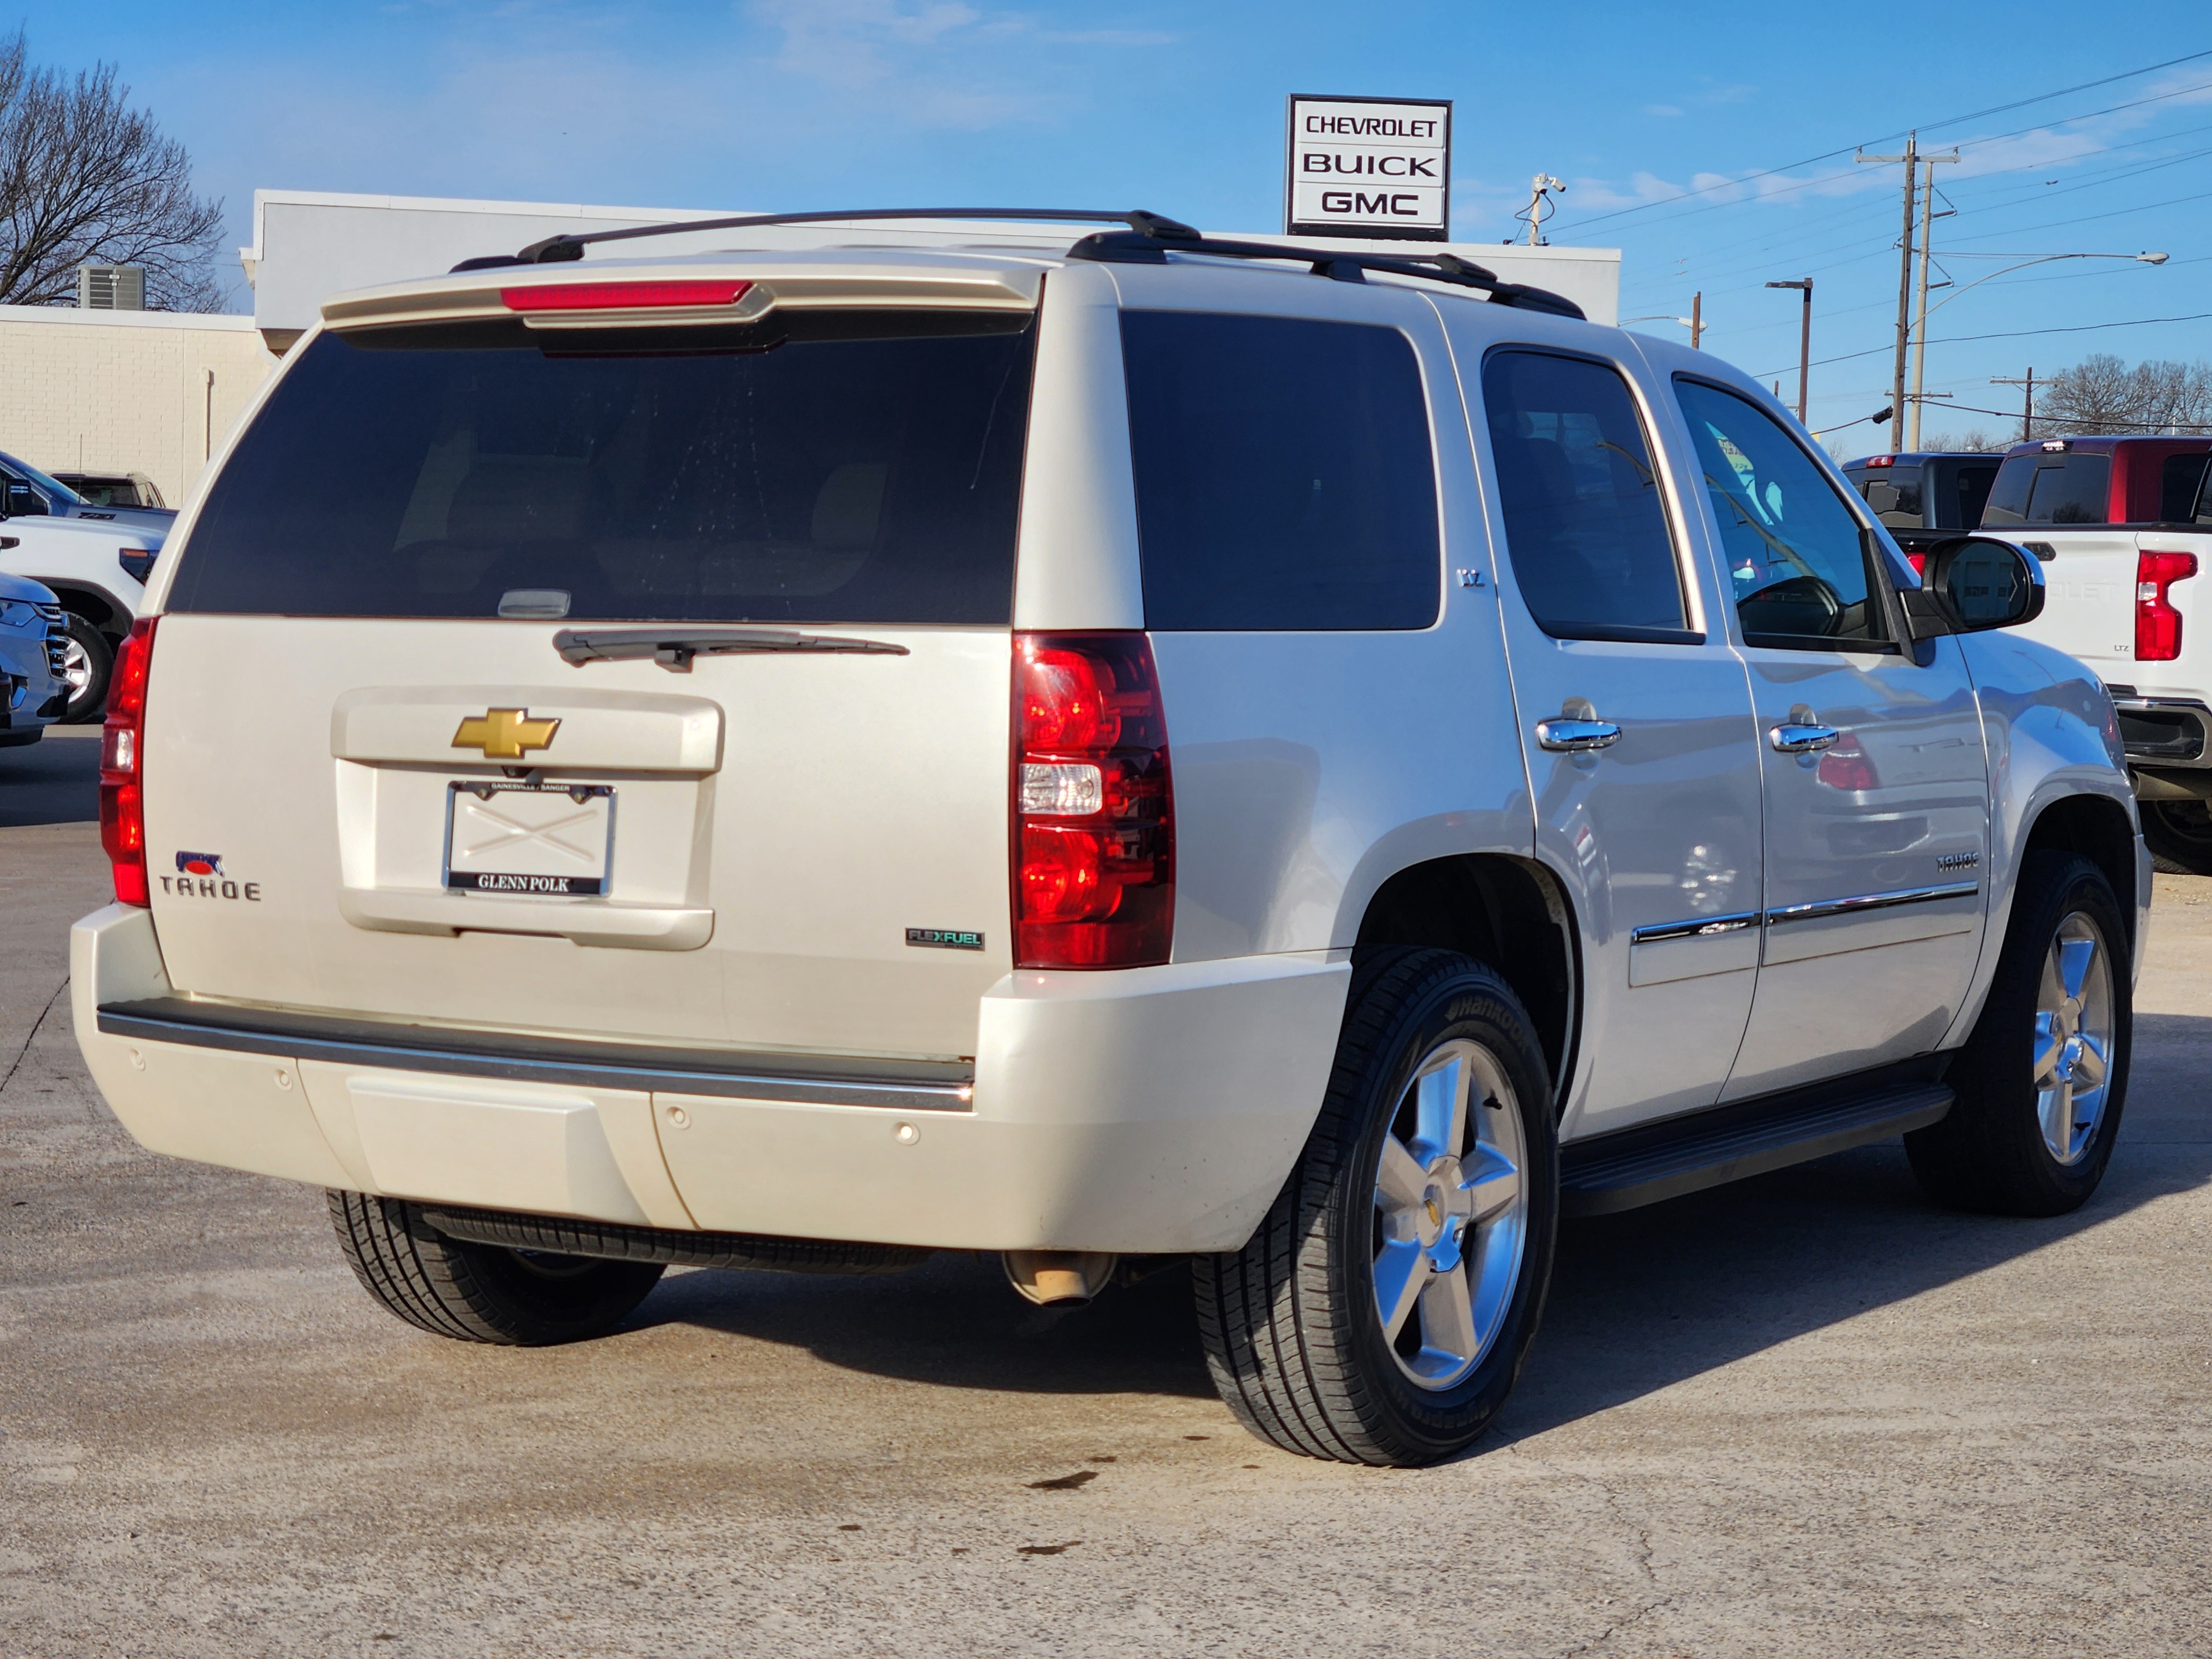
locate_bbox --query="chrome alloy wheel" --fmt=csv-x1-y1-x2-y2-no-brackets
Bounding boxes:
2034,911,2116,1166
1371,1039,1528,1390
59,635,91,697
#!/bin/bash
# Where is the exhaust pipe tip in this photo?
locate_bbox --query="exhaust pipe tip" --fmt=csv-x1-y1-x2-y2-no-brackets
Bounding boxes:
1002,1250,1118,1306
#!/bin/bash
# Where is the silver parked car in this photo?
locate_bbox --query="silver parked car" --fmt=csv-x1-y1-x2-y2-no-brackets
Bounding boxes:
71,208,2143,1466
0,568,70,748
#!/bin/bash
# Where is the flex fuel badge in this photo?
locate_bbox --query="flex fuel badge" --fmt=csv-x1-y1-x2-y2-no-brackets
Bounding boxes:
906,927,984,951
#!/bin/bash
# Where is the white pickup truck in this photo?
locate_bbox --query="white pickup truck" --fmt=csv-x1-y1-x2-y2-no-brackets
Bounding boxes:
0,511,159,721
1975,435,2212,871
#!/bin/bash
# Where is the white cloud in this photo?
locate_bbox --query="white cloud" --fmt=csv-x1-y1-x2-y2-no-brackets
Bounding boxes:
1645,104,1682,118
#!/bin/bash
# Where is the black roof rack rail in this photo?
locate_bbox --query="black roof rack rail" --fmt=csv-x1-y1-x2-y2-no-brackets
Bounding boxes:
451,207,1200,272
1065,229,1585,319
448,205,1585,319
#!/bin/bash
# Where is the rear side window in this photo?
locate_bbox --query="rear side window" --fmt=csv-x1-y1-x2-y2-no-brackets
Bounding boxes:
1983,452,2112,526
1481,348,1688,640
167,313,1036,624
1120,311,1439,631
2160,452,2211,524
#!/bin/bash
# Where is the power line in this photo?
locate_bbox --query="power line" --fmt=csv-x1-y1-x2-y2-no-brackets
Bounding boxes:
1944,184,2212,245
1760,310,2212,380
1550,48,2212,234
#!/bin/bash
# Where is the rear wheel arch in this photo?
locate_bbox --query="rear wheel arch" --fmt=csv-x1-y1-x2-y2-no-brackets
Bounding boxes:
1353,854,1579,1104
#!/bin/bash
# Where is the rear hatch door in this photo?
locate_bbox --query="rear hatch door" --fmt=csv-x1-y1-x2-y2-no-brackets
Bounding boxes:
143,268,1040,1062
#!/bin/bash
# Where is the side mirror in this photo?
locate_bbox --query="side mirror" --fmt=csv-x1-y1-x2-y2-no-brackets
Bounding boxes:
1901,535,2046,639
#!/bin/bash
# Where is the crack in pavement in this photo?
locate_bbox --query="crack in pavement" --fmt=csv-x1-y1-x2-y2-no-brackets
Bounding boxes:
0,974,67,1098
1507,1439,1674,1656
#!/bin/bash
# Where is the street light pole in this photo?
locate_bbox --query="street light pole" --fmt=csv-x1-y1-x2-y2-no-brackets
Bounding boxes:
1765,279,1812,424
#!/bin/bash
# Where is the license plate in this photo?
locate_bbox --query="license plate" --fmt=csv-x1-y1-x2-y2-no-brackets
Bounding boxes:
444,781,614,897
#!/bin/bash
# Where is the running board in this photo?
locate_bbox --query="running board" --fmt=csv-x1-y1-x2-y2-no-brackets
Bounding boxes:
1558,1078,1954,1217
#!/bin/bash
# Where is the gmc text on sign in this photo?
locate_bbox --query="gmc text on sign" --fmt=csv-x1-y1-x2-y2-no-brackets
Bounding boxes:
1284,95,1452,242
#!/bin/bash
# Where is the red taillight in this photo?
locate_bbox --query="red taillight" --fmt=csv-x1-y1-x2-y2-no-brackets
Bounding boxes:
1013,633,1172,969
1906,551,1927,578
99,617,156,905
500,279,752,312
2136,549,2198,662
1865,455,1894,468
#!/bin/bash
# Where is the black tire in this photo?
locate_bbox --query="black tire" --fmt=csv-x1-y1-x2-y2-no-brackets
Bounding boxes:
1906,851,2131,1216
1193,948,1558,1467
58,615,113,724
328,1191,665,1345
2139,799,2212,877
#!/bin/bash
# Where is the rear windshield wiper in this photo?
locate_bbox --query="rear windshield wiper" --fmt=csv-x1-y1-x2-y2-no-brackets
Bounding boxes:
553,626,910,672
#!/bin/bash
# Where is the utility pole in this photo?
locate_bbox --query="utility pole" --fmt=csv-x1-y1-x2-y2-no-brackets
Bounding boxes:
1766,278,1813,423
1689,290,1703,350
1859,133,1919,455
1906,149,1959,449
1994,369,2036,440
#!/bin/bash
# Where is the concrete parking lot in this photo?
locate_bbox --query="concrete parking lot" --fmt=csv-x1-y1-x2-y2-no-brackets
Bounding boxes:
4,728,2209,1657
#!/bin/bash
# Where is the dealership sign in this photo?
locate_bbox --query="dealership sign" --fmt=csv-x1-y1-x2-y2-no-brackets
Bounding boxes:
1284,95,1452,241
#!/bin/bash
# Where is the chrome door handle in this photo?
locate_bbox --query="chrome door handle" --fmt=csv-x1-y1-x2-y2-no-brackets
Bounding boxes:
1536,717,1623,753
1769,722,1840,754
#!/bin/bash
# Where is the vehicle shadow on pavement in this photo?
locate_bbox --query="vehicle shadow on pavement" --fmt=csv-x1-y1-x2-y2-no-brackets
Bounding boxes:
0,729,98,827
1490,1009,2212,1447
636,1011,2212,1426
639,1247,1219,1399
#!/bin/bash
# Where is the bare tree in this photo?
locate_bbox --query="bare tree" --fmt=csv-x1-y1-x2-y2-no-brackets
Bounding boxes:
1918,428,2007,452
0,29,226,311
2040,353,2212,436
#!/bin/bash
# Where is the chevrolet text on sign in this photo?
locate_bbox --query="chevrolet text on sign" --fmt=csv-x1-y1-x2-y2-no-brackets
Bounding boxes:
1285,95,1452,241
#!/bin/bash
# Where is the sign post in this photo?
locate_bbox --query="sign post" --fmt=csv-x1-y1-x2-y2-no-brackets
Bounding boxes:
1284,95,1453,242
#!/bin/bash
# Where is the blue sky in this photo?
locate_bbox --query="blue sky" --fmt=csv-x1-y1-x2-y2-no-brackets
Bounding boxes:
24,1,2212,447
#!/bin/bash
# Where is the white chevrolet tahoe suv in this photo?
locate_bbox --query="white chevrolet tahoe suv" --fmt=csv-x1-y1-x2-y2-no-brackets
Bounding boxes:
72,209,2146,1466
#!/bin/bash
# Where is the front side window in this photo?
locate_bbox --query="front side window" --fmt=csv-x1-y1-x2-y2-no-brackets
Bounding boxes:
1674,379,1890,648
1120,311,1440,631
1481,348,1688,640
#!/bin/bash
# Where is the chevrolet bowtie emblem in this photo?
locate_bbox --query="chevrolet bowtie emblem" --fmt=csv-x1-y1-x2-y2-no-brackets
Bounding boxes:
451,707,561,761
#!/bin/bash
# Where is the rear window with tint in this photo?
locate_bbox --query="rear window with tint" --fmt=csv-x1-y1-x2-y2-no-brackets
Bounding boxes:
1849,465,1924,527
167,313,1036,623
1982,452,2112,526
1944,461,1999,530
1121,311,1439,631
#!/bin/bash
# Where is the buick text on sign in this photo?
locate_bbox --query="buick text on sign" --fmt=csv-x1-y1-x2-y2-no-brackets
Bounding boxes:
1285,95,1452,241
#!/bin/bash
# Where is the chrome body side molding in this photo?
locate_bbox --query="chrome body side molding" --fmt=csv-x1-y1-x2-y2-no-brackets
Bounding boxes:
1631,882,1982,943
1764,881,1981,926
